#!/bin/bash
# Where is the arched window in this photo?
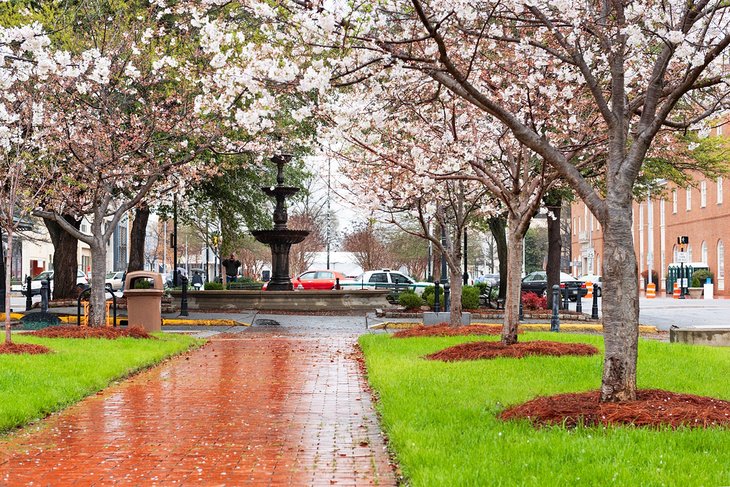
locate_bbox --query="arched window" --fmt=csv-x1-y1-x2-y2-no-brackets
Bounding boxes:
718,240,725,291
687,244,693,262
595,254,600,276
673,244,678,263
701,241,708,264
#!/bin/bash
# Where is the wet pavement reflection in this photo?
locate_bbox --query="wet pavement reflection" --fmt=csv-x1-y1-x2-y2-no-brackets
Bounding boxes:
0,327,395,486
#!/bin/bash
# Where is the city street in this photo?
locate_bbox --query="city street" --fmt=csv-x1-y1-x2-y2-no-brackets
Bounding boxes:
8,292,730,332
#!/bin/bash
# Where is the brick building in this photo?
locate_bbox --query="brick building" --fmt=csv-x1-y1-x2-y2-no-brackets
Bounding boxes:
571,125,729,296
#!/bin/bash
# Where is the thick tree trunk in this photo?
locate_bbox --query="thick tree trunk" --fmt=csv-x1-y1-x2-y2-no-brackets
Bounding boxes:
88,242,108,327
4,228,13,344
600,202,639,401
448,266,462,327
488,216,508,301
545,201,562,310
127,205,150,273
502,216,524,345
44,215,81,300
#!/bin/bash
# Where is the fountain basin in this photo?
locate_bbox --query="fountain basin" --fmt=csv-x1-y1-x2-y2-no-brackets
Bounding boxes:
251,229,309,245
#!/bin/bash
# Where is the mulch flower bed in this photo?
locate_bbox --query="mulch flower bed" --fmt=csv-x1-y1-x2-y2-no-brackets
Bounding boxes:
392,324,506,338
0,342,51,355
27,326,153,339
425,340,599,362
500,389,730,428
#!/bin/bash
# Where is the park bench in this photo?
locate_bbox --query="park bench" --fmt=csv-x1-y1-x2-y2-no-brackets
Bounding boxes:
479,284,505,310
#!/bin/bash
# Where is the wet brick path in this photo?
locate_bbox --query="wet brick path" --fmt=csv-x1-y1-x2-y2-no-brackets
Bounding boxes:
0,326,395,486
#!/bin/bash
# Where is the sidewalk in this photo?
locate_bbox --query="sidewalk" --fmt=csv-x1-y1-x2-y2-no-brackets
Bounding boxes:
0,326,396,485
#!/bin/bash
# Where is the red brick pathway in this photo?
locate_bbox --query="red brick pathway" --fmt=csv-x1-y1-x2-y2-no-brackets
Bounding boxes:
0,333,395,486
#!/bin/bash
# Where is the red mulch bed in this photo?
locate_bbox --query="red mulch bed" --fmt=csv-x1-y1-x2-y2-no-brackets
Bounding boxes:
500,389,730,428
0,342,51,355
27,326,154,339
393,324,506,338
425,340,599,362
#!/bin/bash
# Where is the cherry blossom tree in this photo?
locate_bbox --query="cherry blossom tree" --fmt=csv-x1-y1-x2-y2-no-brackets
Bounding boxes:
284,0,729,402
0,22,58,343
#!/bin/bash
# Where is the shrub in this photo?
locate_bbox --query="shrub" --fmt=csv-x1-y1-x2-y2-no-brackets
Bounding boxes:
521,291,547,310
204,282,224,290
474,282,490,295
461,285,481,309
423,286,445,308
133,279,152,290
691,269,714,287
399,291,424,310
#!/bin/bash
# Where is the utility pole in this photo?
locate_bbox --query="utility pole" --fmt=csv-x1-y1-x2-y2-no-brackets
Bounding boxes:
647,189,654,285
326,158,331,269
162,220,167,275
463,230,468,285
172,196,178,287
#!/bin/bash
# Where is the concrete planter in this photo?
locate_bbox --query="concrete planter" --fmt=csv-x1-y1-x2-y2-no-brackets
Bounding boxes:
687,287,704,299
170,289,391,312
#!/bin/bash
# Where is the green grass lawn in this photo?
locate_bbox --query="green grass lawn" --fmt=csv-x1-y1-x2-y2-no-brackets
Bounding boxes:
0,333,201,434
359,332,730,486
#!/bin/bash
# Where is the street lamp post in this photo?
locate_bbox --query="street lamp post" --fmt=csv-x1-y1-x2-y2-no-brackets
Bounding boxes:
463,230,468,285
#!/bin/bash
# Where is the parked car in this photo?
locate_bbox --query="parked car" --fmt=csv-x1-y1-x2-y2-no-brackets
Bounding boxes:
340,269,431,294
21,270,89,297
579,274,602,297
105,271,125,291
476,273,500,286
262,270,348,290
521,271,586,301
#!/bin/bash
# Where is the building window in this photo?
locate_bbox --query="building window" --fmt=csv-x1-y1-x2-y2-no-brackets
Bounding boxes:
672,190,677,214
700,180,707,207
673,244,678,262
687,244,693,262
701,241,708,264
660,198,665,226
718,240,725,291
718,177,723,204
686,187,692,211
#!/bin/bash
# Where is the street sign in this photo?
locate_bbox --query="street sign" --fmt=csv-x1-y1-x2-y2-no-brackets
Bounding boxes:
676,252,689,263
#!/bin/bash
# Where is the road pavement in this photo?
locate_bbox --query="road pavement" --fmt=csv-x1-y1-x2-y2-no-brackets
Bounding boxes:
9,292,730,332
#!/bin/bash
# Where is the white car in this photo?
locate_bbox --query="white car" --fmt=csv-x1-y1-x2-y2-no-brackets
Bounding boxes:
21,270,89,297
340,269,431,294
105,271,126,291
579,274,602,297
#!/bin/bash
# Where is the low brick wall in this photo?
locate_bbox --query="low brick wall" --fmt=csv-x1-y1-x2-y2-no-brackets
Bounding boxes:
170,289,391,312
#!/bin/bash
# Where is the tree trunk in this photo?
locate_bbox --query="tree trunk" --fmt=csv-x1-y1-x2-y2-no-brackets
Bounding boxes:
600,202,639,401
488,216,508,301
4,228,13,344
502,216,524,345
545,199,562,310
88,242,108,327
0,227,5,313
127,205,150,273
44,215,81,300
448,264,463,327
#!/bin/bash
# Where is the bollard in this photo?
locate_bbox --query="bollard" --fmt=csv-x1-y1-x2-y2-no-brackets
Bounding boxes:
591,287,599,319
550,285,560,332
433,281,440,313
444,283,451,312
180,276,189,317
25,276,32,311
576,290,583,314
562,285,569,310
335,277,340,290
40,280,50,313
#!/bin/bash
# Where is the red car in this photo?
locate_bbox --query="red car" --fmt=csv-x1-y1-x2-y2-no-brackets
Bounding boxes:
263,270,348,290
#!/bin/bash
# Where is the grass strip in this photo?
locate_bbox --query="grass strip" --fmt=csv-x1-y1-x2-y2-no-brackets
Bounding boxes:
0,333,201,434
359,332,730,486
371,322,659,333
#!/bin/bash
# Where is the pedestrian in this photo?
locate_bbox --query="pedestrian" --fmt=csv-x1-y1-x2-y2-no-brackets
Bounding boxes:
191,270,204,290
222,254,241,283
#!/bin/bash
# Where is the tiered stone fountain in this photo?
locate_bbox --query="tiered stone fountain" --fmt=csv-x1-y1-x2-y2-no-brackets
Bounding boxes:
251,155,309,291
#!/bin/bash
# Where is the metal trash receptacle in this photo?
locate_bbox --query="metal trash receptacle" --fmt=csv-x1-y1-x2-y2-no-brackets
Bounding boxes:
124,271,164,332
